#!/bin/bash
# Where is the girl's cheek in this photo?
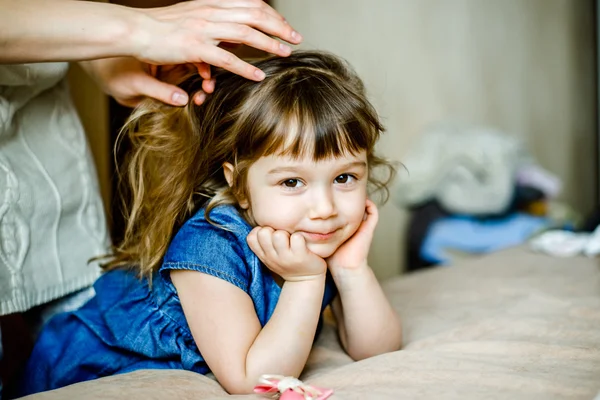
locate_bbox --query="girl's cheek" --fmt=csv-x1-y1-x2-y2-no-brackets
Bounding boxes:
253,198,302,229
340,193,368,221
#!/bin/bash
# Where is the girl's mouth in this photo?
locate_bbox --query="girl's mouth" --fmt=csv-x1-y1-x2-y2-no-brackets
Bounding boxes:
301,229,339,241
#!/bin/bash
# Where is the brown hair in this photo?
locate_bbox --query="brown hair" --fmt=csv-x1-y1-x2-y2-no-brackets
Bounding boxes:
106,50,395,279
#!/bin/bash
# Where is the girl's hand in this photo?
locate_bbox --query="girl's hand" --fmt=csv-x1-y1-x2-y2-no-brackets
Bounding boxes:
327,199,379,272
247,227,327,282
135,0,301,82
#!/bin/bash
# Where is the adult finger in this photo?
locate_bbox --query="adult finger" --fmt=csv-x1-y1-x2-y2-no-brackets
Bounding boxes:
198,44,265,81
195,62,211,80
148,64,159,77
259,1,289,24
193,91,207,106
204,0,285,23
202,77,216,94
206,7,301,46
210,22,292,57
133,73,189,106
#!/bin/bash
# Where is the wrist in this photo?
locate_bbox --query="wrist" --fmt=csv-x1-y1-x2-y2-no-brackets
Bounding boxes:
86,3,142,59
328,259,369,274
283,272,327,284
117,6,153,60
329,263,373,287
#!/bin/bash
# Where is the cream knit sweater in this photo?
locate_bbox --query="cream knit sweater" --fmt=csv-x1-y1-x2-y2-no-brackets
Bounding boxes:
0,63,109,315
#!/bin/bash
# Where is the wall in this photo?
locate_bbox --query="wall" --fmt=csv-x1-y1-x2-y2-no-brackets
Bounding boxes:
273,0,597,278
68,65,111,219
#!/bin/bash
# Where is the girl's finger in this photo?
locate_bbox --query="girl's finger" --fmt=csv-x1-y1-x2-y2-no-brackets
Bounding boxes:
256,227,278,260
246,228,266,260
289,232,308,256
271,230,291,257
359,199,379,235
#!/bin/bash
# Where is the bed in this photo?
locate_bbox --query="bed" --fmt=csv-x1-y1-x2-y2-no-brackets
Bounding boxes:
20,246,600,399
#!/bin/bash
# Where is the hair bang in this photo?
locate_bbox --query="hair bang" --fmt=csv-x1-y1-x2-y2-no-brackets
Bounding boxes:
261,89,380,161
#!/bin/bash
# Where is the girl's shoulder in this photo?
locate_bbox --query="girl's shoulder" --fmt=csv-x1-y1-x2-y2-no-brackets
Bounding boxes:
186,204,250,231
170,204,251,247
160,204,256,292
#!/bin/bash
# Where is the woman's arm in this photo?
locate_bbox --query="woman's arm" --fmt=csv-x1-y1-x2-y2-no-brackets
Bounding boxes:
0,0,299,81
171,270,326,394
0,0,140,63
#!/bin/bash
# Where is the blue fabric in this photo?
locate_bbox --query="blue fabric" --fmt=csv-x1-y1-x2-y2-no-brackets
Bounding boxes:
18,205,337,396
420,212,549,265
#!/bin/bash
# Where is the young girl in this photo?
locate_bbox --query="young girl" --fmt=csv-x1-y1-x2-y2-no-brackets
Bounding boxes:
18,50,402,395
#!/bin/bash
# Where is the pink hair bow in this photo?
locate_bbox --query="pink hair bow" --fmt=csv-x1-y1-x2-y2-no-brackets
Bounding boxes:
254,375,333,400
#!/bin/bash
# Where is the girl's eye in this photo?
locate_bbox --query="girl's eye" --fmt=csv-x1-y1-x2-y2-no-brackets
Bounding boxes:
334,174,355,184
282,179,303,188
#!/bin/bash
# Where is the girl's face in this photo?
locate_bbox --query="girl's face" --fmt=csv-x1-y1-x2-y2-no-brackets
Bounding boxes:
241,150,369,259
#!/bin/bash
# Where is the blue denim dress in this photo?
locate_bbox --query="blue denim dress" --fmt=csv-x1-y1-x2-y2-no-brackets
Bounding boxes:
18,205,337,395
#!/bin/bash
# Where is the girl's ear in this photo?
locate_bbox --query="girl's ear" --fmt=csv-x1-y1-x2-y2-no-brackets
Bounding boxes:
222,162,249,209
223,162,235,187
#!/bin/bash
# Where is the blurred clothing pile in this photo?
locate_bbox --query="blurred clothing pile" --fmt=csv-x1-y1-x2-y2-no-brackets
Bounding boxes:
396,124,580,272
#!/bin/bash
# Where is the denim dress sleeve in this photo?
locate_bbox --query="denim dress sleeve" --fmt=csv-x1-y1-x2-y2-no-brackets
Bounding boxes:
157,205,282,327
161,207,253,292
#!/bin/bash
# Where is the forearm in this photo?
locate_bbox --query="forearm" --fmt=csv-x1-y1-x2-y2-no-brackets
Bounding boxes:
0,0,143,63
332,266,402,360
238,275,326,393
111,0,177,7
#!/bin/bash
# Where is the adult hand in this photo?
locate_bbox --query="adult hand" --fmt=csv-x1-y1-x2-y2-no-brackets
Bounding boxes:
247,226,327,282
135,0,302,82
79,57,210,107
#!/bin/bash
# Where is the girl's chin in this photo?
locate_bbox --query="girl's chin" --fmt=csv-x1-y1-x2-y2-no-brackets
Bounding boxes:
306,243,338,259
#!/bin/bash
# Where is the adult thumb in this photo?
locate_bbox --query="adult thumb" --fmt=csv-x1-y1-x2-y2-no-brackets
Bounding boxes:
136,74,189,106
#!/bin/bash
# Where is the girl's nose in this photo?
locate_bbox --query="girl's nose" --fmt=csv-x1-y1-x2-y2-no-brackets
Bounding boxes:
308,188,337,220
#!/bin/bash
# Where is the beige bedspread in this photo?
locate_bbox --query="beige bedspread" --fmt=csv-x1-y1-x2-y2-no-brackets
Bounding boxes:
21,247,600,399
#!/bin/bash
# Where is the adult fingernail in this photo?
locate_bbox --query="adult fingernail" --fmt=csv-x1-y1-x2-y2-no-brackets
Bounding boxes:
195,92,206,105
291,31,302,41
254,69,266,80
172,92,188,106
280,43,292,55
